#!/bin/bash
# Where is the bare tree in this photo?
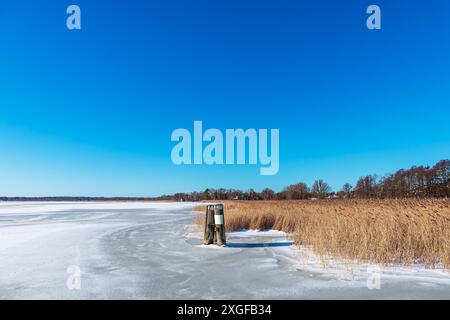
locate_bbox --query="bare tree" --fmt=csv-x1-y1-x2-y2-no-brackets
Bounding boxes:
283,182,309,200
246,188,259,200
261,188,275,200
340,183,353,198
311,180,331,198
354,175,379,198
431,160,450,197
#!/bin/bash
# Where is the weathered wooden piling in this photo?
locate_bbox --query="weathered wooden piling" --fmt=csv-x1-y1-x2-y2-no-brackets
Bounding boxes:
213,204,226,246
203,203,226,246
203,205,215,245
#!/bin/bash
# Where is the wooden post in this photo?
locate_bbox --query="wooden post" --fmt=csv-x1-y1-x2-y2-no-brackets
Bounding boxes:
203,205,214,245
213,204,226,246
203,203,226,246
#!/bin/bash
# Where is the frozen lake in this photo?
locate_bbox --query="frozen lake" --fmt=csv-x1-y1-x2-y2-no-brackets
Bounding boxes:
0,202,449,299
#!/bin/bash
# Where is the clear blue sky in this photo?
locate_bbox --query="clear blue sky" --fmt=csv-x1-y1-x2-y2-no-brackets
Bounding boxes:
0,0,449,197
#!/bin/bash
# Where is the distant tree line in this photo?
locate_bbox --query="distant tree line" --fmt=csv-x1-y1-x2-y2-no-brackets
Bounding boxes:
352,159,450,199
0,196,153,202
1,160,448,202
157,159,450,201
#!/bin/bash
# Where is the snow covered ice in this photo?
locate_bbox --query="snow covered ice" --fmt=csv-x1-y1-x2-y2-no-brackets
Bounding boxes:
0,201,449,299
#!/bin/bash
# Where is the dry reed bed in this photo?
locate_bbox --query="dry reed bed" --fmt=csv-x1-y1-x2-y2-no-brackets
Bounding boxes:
194,199,450,268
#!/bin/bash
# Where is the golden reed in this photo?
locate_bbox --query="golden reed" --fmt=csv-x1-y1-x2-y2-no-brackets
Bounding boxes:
194,199,450,268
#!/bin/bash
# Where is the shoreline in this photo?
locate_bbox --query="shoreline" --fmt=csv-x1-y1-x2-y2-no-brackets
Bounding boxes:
192,199,450,270
185,223,450,286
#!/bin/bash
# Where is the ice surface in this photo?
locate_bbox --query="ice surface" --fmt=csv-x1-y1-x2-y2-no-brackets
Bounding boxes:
0,201,449,299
